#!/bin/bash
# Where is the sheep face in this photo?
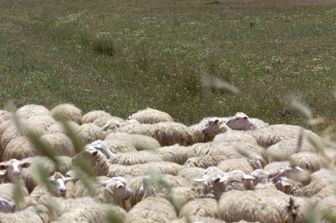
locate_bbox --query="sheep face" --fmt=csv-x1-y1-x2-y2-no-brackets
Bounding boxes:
0,159,31,181
226,112,252,131
101,177,131,200
0,198,15,213
202,119,228,139
48,172,73,197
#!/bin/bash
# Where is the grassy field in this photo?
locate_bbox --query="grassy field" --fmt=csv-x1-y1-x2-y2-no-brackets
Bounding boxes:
0,0,336,127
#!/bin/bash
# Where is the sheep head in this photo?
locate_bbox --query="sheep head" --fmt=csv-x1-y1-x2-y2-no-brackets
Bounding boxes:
48,172,73,197
0,198,15,213
0,159,31,182
226,112,253,131
202,119,229,140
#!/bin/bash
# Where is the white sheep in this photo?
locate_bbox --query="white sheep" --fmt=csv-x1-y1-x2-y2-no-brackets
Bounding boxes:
184,155,229,169
16,104,49,119
179,198,219,219
50,103,82,124
125,196,177,223
0,110,11,123
78,123,106,144
109,150,163,165
0,158,31,183
106,132,161,151
103,138,137,153
1,120,45,153
52,197,126,223
40,133,76,157
81,110,112,124
157,144,195,164
213,130,258,145
266,138,318,161
47,120,80,134
302,169,336,198
2,136,36,161
289,151,322,172
217,158,255,174
190,117,229,143
128,107,174,124
116,120,194,146
28,172,74,205
0,197,15,213
218,186,307,223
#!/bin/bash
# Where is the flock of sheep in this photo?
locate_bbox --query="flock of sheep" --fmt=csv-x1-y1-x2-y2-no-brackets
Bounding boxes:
0,104,335,223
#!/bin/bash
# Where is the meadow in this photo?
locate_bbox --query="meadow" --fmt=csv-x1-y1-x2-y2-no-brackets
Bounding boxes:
1,0,336,126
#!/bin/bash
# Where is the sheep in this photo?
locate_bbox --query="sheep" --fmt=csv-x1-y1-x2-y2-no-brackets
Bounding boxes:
21,156,73,192
169,187,198,209
0,182,29,208
184,155,229,168
40,133,76,157
81,110,112,124
2,136,36,161
315,195,336,223
213,130,258,145
28,172,74,205
178,167,205,184
0,110,11,123
125,196,177,223
190,118,229,143
50,103,82,124
102,138,137,153
179,198,219,219
266,138,318,161
157,144,195,164
52,197,126,223
116,120,194,146
0,197,15,213
217,158,255,174
172,216,226,223
16,104,49,119
47,120,80,134
78,123,106,144
0,158,31,183
289,151,322,172
1,120,45,152
94,115,124,128
273,177,303,196
109,150,162,165
218,187,307,223
302,169,336,197
225,112,254,131
72,175,131,209
252,124,322,147
0,205,46,223
26,115,56,132
194,168,255,199
128,107,174,124
106,132,161,151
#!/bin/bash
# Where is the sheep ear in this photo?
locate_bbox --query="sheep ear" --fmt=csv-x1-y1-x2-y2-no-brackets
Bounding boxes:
243,174,255,180
91,151,98,156
214,119,219,124
116,183,125,189
193,178,205,183
0,164,8,170
20,161,31,168
219,175,229,183
64,177,74,183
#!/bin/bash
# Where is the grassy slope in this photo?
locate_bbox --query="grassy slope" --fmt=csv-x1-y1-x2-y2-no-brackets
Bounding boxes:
0,0,335,126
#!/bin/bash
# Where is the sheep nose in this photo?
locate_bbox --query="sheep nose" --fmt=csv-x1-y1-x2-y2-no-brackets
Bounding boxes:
59,189,66,197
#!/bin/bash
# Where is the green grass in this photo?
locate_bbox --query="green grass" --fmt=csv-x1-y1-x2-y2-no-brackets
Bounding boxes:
0,0,336,126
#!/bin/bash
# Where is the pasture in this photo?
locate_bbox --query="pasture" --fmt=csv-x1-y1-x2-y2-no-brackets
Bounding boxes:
0,0,336,126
